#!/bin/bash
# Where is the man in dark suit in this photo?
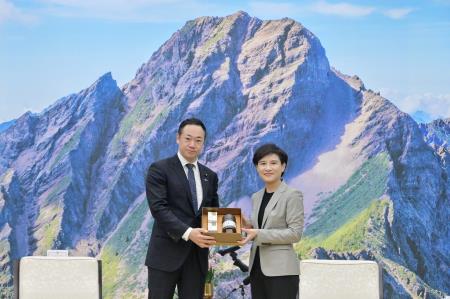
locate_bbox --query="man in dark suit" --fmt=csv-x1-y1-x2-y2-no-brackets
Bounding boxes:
145,118,219,299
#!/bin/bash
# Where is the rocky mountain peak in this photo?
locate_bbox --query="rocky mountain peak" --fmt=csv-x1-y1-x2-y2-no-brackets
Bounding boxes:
419,117,450,150
0,11,448,299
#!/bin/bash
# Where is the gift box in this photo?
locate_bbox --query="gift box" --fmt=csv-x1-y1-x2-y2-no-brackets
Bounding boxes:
201,207,242,246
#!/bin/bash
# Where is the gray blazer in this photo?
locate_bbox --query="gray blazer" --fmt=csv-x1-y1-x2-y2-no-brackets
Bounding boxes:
248,181,304,276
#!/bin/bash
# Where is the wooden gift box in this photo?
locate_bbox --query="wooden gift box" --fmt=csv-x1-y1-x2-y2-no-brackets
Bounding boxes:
201,207,242,246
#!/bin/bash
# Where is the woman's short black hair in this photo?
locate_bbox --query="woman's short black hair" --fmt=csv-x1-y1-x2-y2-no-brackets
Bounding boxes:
178,118,207,138
252,143,288,166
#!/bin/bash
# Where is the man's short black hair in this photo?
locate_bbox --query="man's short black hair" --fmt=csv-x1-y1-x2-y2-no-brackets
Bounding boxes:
178,118,207,137
252,143,288,166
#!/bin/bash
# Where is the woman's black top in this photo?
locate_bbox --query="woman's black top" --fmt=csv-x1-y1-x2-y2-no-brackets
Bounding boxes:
253,190,274,273
258,190,274,228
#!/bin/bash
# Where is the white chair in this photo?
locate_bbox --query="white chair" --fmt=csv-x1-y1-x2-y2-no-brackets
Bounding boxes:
299,259,382,299
14,256,102,299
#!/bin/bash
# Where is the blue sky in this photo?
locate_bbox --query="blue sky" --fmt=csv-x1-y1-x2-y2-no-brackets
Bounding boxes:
1,0,449,123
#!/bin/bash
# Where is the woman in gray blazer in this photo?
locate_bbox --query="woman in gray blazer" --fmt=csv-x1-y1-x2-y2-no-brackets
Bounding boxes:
239,143,304,299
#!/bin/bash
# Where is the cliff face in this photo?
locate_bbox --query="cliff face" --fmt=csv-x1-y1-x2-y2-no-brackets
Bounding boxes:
0,11,448,298
0,73,125,296
297,88,449,298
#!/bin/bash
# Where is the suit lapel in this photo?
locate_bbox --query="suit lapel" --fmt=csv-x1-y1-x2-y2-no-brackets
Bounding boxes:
262,181,288,228
253,189,265,229
169,155,195,213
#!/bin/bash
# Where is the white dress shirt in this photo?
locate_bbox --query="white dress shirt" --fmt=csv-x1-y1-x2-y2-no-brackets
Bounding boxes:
177,152,204,241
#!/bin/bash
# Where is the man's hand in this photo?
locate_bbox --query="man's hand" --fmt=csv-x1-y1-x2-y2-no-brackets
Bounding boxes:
237,228,259,245
188,228,216,248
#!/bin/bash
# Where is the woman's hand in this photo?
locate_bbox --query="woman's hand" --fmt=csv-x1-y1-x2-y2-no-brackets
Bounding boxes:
238,228,259,245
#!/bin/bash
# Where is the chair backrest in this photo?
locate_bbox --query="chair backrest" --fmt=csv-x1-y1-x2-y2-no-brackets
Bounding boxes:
14,256,102,299
299,259,382,299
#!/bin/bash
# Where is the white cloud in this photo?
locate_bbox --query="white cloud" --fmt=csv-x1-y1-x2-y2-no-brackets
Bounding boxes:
4,1,415,24
251,1,412,20
381,88,450,120
35,0,234,22
38,0,180,12
383,8,413,20
0,0,37,24
310,1,375,17
38,0,179,7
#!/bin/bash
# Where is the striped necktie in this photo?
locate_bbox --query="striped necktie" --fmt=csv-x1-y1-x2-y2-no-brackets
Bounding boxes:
186,163,198,212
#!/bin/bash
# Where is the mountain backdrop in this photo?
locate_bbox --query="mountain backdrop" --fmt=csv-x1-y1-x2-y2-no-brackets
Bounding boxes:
0,11,448,298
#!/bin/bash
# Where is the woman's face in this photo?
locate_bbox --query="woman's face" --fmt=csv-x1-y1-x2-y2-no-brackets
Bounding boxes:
256,153,286,185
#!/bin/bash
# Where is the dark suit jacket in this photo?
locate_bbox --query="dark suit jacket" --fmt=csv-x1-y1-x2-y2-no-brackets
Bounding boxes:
145,155,219,273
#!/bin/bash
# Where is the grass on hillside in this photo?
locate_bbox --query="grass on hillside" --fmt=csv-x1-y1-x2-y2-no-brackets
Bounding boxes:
305,153,390,239
296,199,389,258
101,199,153,299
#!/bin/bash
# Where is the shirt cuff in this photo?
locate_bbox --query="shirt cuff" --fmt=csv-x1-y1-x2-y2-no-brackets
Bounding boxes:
182,227,193,241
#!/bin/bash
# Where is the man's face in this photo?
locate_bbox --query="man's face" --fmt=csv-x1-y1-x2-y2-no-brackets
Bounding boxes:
176,124,205,163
